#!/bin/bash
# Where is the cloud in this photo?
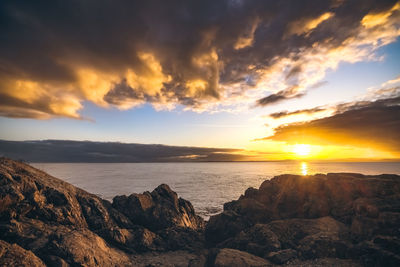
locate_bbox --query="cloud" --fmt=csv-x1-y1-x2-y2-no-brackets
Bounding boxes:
0,140,249,162
256,85,306,106
287,12,334,36
0,0,399,118
269,107,327,119
264,94,400,152
266,74,400,120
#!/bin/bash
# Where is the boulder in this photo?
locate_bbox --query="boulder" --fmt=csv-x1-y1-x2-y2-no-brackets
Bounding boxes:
112,184,204,231
45,228,132,266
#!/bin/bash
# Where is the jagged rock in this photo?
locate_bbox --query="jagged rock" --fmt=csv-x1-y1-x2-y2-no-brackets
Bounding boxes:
205,210,252,245
205,173,400,264
0,240,46,267
2,158,400,266
0,158,205,266
112,184,204,231
212,248,272,267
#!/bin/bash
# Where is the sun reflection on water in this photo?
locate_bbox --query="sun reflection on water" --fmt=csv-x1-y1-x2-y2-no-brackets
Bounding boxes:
301,162,308,175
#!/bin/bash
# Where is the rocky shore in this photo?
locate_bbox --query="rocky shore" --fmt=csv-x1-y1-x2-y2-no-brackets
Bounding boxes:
1,158,400,266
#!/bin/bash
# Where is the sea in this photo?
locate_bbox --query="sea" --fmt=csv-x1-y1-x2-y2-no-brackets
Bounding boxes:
32,161,400,220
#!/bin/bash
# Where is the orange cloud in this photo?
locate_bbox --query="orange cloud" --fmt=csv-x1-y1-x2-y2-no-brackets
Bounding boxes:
287,12,334,36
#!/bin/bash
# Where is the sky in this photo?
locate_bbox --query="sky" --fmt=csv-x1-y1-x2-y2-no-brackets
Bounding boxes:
0,0,400,161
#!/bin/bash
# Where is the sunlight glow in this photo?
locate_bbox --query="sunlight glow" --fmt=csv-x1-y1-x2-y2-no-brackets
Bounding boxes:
301,162,308,176
292,144,311,157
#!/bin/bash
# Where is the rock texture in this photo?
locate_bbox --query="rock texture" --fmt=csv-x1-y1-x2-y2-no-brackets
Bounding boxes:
206,173,400,266
0,240,46,267
211,248,272,267
0,158,204,266
1,158,400,267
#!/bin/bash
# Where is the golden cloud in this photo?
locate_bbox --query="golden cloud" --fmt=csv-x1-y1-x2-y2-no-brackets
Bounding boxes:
0,0,399,119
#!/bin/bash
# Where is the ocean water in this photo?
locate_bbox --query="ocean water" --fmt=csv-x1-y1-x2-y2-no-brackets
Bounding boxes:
32,162,400,219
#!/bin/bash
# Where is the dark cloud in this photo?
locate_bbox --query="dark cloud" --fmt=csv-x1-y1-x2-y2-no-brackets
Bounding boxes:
269,107,326,119
266,96,400,151
0,0,398,118
0,140,248,162
256,86,305,106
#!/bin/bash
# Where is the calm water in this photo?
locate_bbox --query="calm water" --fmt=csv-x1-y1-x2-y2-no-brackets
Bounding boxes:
32,162,400,219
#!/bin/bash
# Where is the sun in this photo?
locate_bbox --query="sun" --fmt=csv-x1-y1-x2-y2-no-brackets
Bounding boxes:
292,144,311,157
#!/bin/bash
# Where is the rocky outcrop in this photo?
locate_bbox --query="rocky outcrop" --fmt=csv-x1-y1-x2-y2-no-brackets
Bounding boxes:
112,184,204,231
0,158,205,266
1,158,400,267
206,173,400,266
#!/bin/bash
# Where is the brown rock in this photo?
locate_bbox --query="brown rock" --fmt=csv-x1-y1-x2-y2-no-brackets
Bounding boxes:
266,249,297,264
112,184,204,231
213,248,272,267
0,240,46,267
46,229,132,266
217,224,280,257
0,158,206,266
206,210,252,245
206,173,400,242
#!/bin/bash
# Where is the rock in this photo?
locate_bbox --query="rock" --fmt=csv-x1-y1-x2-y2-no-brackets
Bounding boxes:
267,216,352,259
131,250,204,267
352,240,400,267
112,184,204,231
2,158,400,266
350,212,400,242
0,158,205,266
267,216,350,247
45,228,132,266
107,226,160,252
188,253,207,267
0,240,46,267
212,248,272,267
205,173,400,264
217,224,281,257
297,234,351,260
266,249,297,264
157,227,205,252
206,210,252,245
373,235,400,255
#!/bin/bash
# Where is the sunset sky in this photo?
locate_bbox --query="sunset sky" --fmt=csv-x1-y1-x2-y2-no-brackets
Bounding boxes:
1,0,400,161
